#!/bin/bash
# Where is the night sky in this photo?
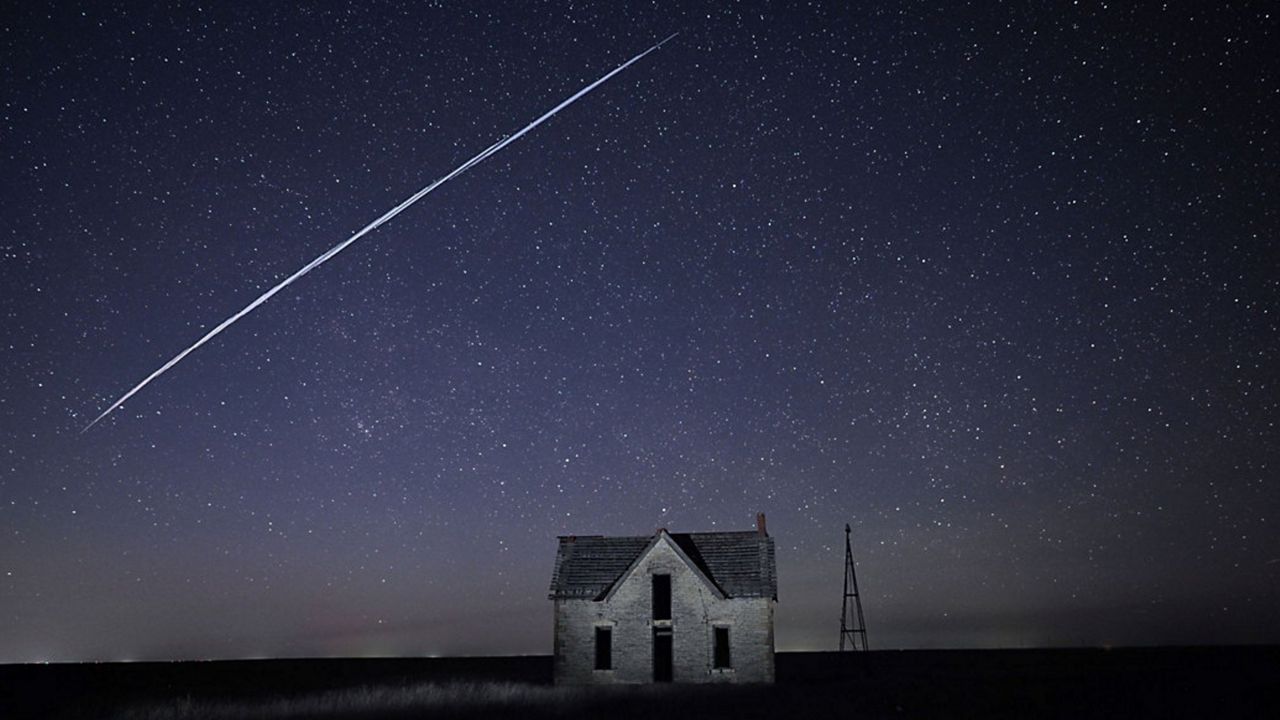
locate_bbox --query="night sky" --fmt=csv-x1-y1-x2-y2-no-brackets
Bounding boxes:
3,2,1278,662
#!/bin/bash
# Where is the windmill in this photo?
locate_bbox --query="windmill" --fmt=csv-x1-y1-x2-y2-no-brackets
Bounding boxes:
839,523,869,651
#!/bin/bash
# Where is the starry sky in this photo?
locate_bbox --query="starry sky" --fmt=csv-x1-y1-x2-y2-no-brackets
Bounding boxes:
2,2,1278,662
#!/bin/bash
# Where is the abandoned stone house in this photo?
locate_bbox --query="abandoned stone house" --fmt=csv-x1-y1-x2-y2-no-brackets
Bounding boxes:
548,514,777,684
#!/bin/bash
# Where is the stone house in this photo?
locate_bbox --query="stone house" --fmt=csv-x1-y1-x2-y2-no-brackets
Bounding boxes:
548,514,777,684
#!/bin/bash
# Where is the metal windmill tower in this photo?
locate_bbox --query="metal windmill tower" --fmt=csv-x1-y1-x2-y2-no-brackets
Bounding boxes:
839,523,870,651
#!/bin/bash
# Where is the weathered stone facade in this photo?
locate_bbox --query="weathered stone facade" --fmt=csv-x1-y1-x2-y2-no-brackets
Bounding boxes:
549,523,777,684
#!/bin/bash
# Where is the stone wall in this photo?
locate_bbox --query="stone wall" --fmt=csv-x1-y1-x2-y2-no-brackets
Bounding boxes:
553,536,775,683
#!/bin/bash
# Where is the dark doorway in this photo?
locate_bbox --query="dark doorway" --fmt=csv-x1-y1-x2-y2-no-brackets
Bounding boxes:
653,628,673,682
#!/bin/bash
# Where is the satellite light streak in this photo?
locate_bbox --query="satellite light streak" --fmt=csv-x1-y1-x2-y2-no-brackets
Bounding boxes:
82,33,677,433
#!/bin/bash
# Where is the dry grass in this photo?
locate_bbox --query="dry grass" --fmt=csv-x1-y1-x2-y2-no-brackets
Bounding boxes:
112,681,799,720
26,648,1272,720
114,681,594,720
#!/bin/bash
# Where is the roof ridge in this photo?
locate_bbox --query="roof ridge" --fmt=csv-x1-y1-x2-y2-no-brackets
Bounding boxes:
549,530,777,600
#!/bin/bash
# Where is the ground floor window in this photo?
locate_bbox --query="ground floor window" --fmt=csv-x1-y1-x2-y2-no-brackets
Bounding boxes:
595,626,612,670
713,626,731,669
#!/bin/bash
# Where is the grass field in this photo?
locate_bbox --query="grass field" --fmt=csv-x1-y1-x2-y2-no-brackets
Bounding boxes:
3,647,1276,719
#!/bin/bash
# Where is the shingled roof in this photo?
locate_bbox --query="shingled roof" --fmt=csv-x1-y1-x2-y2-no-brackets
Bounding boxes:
549,530,777,600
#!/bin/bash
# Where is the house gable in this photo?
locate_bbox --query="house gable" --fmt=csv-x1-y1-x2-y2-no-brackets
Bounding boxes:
601,529,726,602
550,530,776,601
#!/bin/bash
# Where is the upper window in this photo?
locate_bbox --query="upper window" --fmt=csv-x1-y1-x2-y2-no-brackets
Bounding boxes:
594,626,612,670
652,573,672,620
713,626,731,669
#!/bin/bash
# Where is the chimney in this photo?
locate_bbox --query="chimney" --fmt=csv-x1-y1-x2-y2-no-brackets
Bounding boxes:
756,512,768,537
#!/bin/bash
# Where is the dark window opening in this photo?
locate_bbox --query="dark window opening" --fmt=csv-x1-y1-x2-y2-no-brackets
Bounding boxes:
653,574,672,620
595,627,612,670
713,627,731,669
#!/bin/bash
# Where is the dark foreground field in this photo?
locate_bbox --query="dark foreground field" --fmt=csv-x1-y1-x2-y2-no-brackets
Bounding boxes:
3,647,1277,719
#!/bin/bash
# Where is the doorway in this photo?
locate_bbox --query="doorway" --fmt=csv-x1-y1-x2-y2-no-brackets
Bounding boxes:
653,628,673,682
